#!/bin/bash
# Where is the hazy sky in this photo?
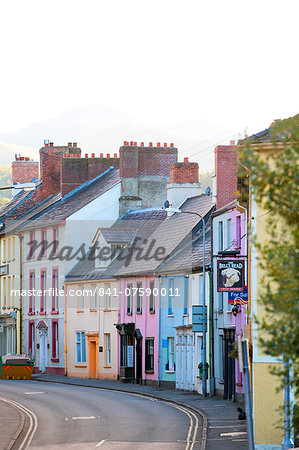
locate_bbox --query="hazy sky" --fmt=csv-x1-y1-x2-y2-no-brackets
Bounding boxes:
0,0,298,134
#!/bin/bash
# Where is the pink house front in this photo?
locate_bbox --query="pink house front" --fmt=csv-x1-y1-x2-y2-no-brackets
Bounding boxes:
117,275,159,385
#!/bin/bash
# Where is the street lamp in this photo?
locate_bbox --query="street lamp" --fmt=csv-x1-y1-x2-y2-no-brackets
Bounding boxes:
165,206,207,397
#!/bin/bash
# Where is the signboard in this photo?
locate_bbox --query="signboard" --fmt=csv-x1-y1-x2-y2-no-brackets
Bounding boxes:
0,264,9,276
127,345,134,367
217,260,245,292
192,305,207,333
228,287,248,305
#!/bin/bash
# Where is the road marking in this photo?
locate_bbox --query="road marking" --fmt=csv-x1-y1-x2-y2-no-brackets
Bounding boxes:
24,391,45,395
220,431,247,437
210,425,246,428
71,416,96,420
96,440,105,447
0,397,38,450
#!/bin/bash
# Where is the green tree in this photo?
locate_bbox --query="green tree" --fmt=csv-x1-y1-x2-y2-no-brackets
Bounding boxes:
0,166,12,207
239,114,299,435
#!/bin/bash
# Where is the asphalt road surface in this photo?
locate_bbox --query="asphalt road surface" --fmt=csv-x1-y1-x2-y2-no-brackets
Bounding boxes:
0,380,201,449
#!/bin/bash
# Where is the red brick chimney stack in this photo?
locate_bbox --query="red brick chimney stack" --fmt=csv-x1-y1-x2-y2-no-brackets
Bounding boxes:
12,155,39,184
169,160,199,184
214,141,238,209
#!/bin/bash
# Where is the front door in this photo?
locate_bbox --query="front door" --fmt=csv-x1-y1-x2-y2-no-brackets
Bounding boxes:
136,337,142,384
87,334,99,379
89,341,97,378
39,329,47,373
223,329,235,400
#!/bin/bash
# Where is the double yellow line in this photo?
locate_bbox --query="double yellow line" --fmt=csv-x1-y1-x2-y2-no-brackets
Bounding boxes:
0,396,38,449
120,391,200,450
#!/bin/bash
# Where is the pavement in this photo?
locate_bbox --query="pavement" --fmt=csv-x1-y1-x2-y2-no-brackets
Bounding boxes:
0,398,24,450
29,373,248,449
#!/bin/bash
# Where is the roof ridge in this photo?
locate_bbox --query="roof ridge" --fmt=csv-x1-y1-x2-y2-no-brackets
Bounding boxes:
0,183,43,220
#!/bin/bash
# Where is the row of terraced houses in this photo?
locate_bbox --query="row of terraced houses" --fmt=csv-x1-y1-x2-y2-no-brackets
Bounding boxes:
0,127,290,449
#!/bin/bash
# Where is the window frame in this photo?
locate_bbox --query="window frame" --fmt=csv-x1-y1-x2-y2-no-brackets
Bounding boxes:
52,268,59,312
51,320,59,361
218,221,223,251
145,338,154,372
167,337,175,372
149,280,155,313
75,331,86,363
105,333,111,366
126,283,133,315
136,281,142,314
40,269,47,313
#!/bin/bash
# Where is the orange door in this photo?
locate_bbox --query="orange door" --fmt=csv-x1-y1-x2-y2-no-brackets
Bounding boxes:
88,340,97,379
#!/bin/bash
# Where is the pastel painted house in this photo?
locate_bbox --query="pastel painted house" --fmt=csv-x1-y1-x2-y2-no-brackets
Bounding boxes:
157,228,213,393
116,189,213,386
20,164,120,374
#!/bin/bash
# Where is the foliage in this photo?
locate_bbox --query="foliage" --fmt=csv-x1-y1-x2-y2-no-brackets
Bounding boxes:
199,171,213,192
0,166,12,206
239,114,299,433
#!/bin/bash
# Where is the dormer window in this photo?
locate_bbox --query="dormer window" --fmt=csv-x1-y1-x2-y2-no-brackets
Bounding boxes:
95,243,124,268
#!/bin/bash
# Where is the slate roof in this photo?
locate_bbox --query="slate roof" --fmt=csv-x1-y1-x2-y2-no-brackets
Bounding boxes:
116,195,213,277
247,128,271,143
0,182,47,225
18,168,120,231
65,208,167,282
100,228,138,244
1,194,61,236
156,229,212,275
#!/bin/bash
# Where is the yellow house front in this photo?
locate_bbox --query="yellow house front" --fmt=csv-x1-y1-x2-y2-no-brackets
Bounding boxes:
0,233,22,355
241,133,288,449
65,278,119,380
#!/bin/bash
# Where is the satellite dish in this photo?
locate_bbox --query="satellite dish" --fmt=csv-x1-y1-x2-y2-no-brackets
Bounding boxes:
163,200,170,209
205,186,211,196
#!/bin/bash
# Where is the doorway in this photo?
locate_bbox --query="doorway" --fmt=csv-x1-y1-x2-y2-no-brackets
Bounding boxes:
223,329,235,400
39,329,47,373
136,337,142,384
87,334,99,379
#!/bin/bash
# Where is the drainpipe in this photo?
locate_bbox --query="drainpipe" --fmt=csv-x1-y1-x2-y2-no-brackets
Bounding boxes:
18,234,23,353
64,283,67,375
154,272,161,387
208,270,215,396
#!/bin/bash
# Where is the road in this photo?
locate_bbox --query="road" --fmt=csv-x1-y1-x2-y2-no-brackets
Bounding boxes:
0,380,201,449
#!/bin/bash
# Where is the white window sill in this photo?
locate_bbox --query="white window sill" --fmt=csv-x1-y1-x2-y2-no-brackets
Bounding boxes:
165,370,175,374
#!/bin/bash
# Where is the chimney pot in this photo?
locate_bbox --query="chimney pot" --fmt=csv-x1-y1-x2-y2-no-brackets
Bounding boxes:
149,142,153,147
100,153,104,158
85,153,88,158
130,141,134,145
184,157,189,162
170,143,174,148
140,142,144,147
107,153,110,158
164,143,167,147
68,142,72,147
134,142,137,146
230,140,235,145
50,142,54,147
91,153,95,158
157,142,161,147
114,153,117,158
73,142,77,148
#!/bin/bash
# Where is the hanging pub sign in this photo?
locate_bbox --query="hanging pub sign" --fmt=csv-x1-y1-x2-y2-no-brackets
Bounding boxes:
217,260,245,292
